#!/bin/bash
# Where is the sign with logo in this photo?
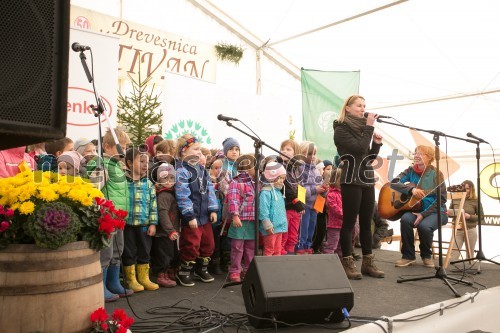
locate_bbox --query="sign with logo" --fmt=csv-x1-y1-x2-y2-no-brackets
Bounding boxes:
70,5,217,84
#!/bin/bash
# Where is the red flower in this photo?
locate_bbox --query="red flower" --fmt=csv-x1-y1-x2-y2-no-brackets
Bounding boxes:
90,307,108,323
112,308,127,322
113,218,125,230
101,322,108,331
0,221,9,232
116,326,128,333
98,214,117,235
102,200,114,209
95,197,106,206
114,209,128,219
4,209,14,218
121,317,134,328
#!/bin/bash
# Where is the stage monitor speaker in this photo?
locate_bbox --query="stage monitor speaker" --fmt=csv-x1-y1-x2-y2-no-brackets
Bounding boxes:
241,254,354,328
0,0,70,150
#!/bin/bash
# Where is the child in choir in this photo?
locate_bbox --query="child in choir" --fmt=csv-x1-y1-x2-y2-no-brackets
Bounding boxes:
87,128,133,302
144,135,164,161
153,139,176,165
149,162,179,288
57,151,84,177
38,137,74,172
219,137,240,195
122,147,159,292
175,134,218,287
323,168,343,256
218,139,241,271
296,141,326,254
208,154,225,275
278,139,305,255
259,162,288,256
227,154,256,282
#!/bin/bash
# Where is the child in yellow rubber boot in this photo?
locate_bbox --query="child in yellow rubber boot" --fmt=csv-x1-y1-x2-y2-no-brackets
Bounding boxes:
122,147,159,291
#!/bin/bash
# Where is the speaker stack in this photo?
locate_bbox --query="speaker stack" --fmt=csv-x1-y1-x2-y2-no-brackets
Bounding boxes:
0,0,70,150
241,254,354,328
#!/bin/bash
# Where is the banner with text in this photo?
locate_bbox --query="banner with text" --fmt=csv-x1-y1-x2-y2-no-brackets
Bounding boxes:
70,5,217,84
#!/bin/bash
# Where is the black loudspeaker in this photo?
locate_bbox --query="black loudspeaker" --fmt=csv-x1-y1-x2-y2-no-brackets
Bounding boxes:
0,0,70,150
241,255,354,328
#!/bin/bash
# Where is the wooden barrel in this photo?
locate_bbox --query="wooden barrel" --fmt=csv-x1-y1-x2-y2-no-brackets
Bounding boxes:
0,241,104,333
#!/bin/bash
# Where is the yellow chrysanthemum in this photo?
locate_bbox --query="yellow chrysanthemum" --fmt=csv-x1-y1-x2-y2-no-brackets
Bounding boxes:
81,197,94,206
37,186,59,202
18,201,35,215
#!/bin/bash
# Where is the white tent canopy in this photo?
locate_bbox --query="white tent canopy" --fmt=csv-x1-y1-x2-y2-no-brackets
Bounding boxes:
71,0,500,158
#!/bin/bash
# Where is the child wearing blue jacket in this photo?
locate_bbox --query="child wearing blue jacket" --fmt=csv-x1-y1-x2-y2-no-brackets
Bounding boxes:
175,134,218,287
259,162,288,256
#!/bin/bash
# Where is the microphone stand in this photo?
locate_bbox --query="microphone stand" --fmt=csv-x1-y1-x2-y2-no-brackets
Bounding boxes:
450,139,500,271
377,118,473,297
220,119,296,288
76,50,124,162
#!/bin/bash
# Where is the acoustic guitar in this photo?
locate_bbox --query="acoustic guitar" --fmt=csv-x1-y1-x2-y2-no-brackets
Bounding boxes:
378,182,422,221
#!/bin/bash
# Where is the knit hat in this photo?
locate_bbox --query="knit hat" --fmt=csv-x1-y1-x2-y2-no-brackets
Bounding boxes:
222,137,240,156
315,162,325,171
145,135,163,156
263,161,286,181
150,162,176,184
323,160,333,168
57,151,84,174
74,138,92,154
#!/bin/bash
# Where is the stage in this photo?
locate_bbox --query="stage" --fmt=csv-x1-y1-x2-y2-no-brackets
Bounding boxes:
105,248,500,332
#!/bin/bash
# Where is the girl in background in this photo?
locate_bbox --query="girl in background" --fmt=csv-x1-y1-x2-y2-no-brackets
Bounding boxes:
324,168,343,257
448,180,483,261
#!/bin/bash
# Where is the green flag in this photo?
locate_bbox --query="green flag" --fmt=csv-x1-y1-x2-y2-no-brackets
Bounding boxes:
301,69,360,161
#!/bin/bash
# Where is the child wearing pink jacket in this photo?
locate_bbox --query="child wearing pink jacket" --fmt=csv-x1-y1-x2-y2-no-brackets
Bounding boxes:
323,168,343,257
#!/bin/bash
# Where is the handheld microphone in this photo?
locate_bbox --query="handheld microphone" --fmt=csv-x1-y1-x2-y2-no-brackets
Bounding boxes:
364,112,391,119
467,132,489,144
217,114,239,122
71,42,91,52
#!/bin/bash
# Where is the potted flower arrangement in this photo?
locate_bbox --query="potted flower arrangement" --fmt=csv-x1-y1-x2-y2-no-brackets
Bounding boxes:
90,307,134,333
0,164,126,250
0,164,128,333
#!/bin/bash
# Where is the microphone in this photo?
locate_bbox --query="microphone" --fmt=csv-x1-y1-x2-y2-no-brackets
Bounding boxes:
364,112,391,119
71,42,91,52
217,114,239,122
467,132,489,144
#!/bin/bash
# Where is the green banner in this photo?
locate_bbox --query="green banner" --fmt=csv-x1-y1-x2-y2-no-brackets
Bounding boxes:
301,69,360,161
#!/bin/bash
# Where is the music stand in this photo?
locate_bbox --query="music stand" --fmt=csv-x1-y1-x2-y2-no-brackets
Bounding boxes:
450,136,500,271
378,119,473,297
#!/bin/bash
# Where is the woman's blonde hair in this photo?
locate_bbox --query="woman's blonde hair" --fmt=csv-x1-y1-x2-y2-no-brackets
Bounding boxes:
415,145,435,164
337,95,365,123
